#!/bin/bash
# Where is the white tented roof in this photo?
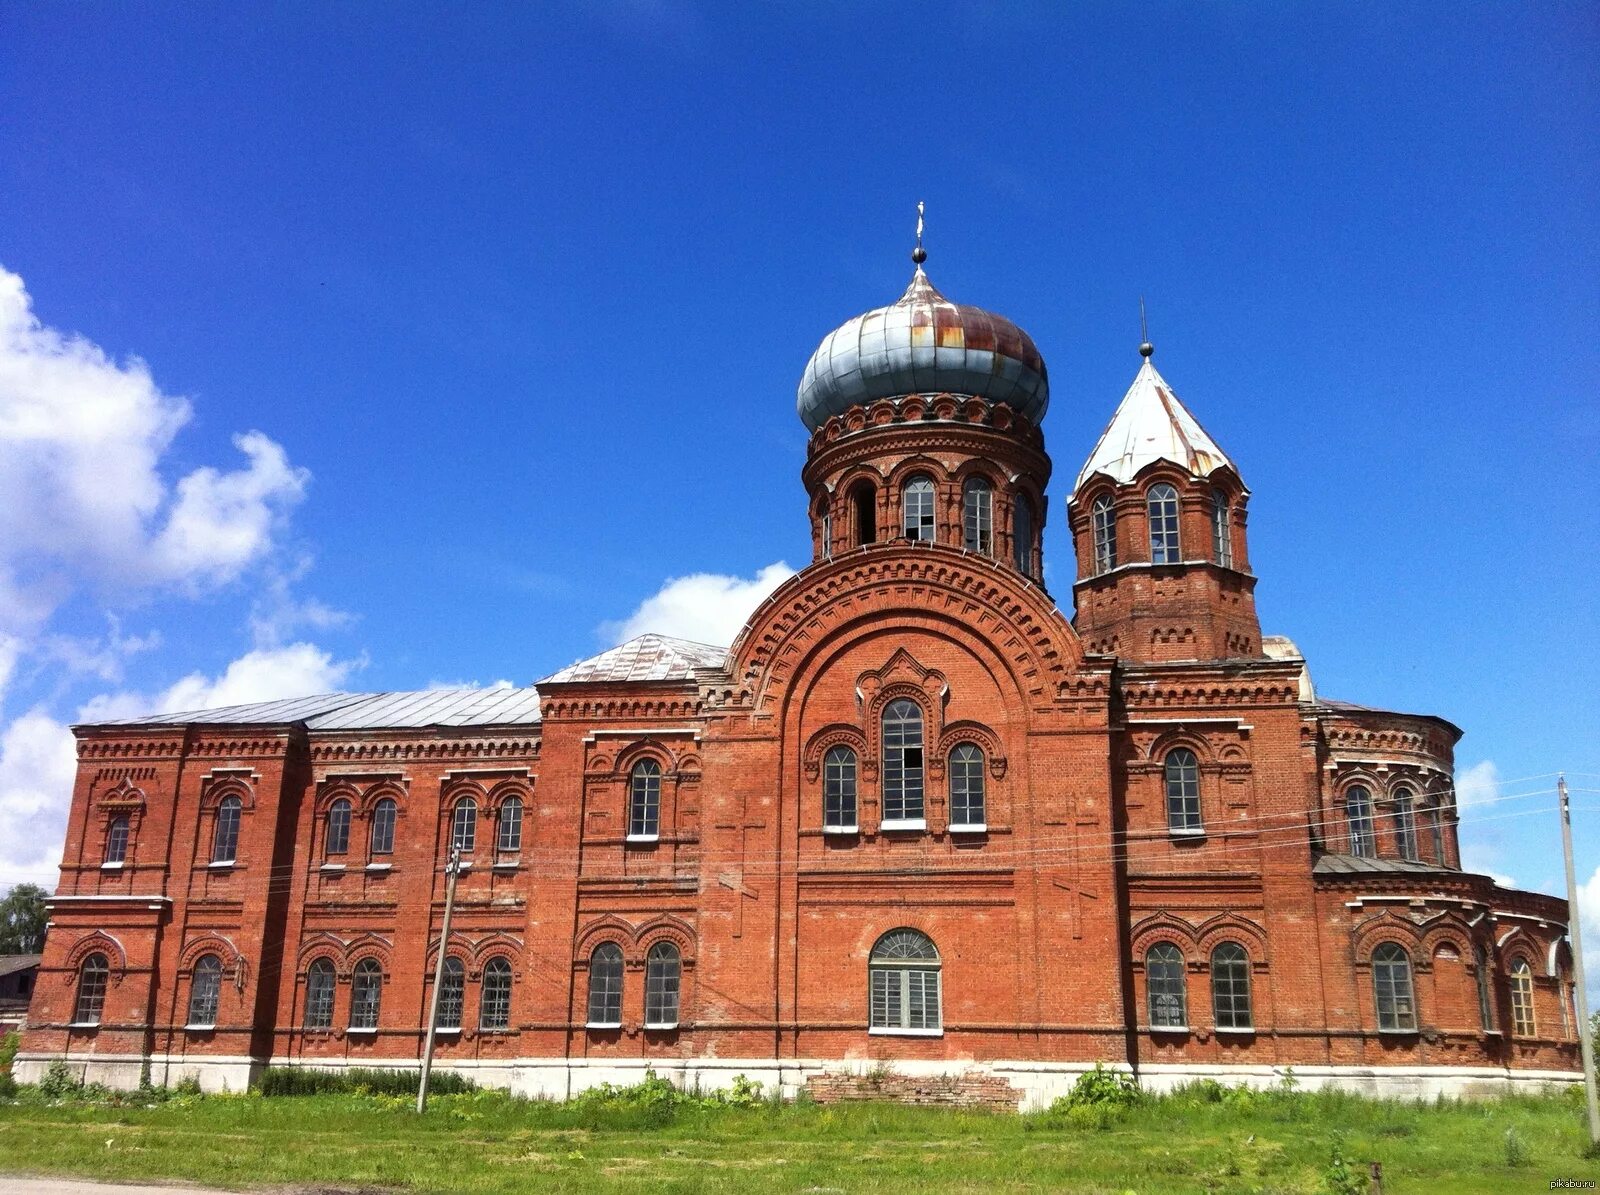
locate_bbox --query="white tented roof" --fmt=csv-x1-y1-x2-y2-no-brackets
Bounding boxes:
539,634,727,684
1074,357,1240,494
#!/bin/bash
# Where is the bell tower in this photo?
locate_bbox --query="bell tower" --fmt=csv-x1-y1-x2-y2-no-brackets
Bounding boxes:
1066,342,1262,662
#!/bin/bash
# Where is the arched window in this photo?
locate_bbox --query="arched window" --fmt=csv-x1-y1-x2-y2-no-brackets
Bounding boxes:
1509,957,1536,1036
74,953,109,1025
1429,805,1447,864
644,942,681,1028
948,744,986,830
1392,788,1418,861
187,954,223,1028
435,957,464,1030
1147,943,1187,1028
1092,493,1117,574
851,482,877,546
1560,968,1574,1038
211,795,242,864
1346,786,1376,858
880,699,925,826
325,798,352,857
869,929,940,1033
1373,943,1417,1031
498,796,523,853
480,957,512,1030
1013,494,1035,576
1164,749,1202,833
962,477,993,554
587,943,624,1027
628,759,662,840
1473,944,1494,1032
902,475,936,542
1147,483,1180,564
823,746,858,832
370,798,397,857
451,798,477,854
104,815,129,865
821,503,833,561
304,959,335,1030
1210,489,1232,568
1211,943,1252,1030
349,958,382,1030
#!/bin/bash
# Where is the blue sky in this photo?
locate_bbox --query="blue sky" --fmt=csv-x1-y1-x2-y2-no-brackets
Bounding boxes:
1,4,1596,947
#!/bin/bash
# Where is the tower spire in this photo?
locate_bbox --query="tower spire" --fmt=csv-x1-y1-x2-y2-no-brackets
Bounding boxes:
912,201,927,266
1139,296,1154,359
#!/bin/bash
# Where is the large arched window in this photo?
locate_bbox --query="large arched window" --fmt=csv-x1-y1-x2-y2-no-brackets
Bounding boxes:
902,475,936,542
869,929,941,1033
1146,943,1187,1028
644,942,681,1029
880,699,925,826
450,798,478,854
350,958,382,1030
1392,788,1419,861
370,798,397,857
304,959,336,1030
187,954,223,1028
1210,489,1232,568
435,957,465,1030
1013,494,1035,576
1473,944,1494,1032
480,957,512,1030
1147,483,1180,564
1210,943,1252,1030
962,477,993,554
1509,957,1536,1036
74,953,109,1025
1092,493,1117,574
851,482,877,547
587,943,624,1027
211,795,242,864
104,815,129,865
628,759,662,840
1373,943,1417,1032
498,796,523,853
948,744,986,830
1164,749,1202,834
325,798,352,857
823,746,858,832
1346,786,1376,858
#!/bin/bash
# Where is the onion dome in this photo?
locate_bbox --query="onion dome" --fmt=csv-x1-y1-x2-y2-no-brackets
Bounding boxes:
796,266,1050,432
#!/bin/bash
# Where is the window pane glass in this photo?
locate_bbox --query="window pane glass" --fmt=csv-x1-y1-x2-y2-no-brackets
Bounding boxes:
212,796,241,863
350,959,382,1029
1092,494,1117,574
75,954,108,1024
1510,960,1536,1036
1210,490,1232,568
305,960,335,1030
1211,943,1252,1030
436,958,464,1029
1393,789,1418,861
881,700,925,822
902,476,936,542
370,799,396,856
1165,749,1201,832
948,744,985,826
1147,944,1187,1027
498,798,523,852
1373,943,1416,1031
629,760,661,837
1013,496,1034,575
480,958,512,1030
325,799,351,856
588,944,623,1025
1346,786,1375,858
963,478,992,554
645,943,681,1027
1148,483,1180,564
105,816,129,865
823,747,858,829
451,800,477,853
188,955,222,1026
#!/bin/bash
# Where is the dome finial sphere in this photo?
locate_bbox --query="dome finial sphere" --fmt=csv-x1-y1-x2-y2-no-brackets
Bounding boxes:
911,245,927,265
1140,341,1154,359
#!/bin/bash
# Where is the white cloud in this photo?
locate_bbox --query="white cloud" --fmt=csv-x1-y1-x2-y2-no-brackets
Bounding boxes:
0,710,78,888
1579,864,1600,1005
1455,760,1514,887
1456,759,1500,807
601,562,797,647
77,642,359,724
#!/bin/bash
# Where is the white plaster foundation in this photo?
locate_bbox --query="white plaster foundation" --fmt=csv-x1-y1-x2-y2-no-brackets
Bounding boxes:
12,1052,1581,1109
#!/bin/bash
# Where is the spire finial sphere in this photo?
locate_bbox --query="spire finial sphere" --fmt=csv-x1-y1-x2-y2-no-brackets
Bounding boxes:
911,200,927,265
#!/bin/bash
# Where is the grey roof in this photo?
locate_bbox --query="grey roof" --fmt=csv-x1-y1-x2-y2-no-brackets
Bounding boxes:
540,634,727,685
81,687,542,732
0,954,41,978
1313,853,1454,877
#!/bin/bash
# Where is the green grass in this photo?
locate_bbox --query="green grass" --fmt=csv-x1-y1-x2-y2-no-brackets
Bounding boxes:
0,1079,1596,1193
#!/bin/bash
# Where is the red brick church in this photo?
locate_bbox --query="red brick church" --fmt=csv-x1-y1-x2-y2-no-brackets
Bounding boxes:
16,244,1582,1105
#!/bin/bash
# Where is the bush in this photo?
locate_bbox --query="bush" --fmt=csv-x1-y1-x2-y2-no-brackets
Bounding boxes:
0,1030,18,1076
0,1072,16,1100
1321,1135,1367,1195
1062,1063,1144,1110
257,1066,476,1098
37,1059,82,1098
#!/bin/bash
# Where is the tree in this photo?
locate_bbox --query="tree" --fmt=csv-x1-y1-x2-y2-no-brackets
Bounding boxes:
0,885,48,954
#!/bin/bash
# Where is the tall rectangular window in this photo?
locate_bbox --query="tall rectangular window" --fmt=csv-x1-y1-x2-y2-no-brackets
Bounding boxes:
880,699,925,825
823,747,858,830
1147,484,1180,564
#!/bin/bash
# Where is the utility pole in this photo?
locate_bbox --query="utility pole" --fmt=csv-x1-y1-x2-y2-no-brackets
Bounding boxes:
417,845,462,1114
1558,774,1600,1148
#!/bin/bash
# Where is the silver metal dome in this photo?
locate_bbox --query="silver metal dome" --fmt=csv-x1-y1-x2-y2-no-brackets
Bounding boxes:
796,269,1050,432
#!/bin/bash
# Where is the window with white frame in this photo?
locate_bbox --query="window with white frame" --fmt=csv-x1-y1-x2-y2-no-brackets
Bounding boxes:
104,815,129,865
1346,785,1376,858
1509,957,1536,1036
1092,493,1116,574
325,798,352,857
304,959,335,1030
451,799,477,854
1211,943,1253,1030
1147,483,1180,564
349,958,382,1030
644,942,681,1028
948,744,986,829
74,953,108,1025
435,957,464,1029
1392,788,1419,861
1147,943,1187,1028
962,477,993,554
1373,943,1417,1032
211,795,242,863
480,957,512,1030
869,929,940,1033
187,954,222,1027
902,475,936,542
880,699,925,825
587,943,623,1026
370,798,397,857
823,746,858,831
628,759,662,839
1165,749,1202,833
1210,489,1232,568
498,796,523,853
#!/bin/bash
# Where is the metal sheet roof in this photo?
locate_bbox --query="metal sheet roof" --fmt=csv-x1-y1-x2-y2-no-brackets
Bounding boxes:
81,686,542,731
0,955,41,979
1074,357,1239,494
1312,853,1450,877
539,633,727,684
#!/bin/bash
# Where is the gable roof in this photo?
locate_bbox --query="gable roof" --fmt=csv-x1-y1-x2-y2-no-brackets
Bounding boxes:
1074,357,1240,494
539,634,728,685
0,954,41,979
79,686,542,731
